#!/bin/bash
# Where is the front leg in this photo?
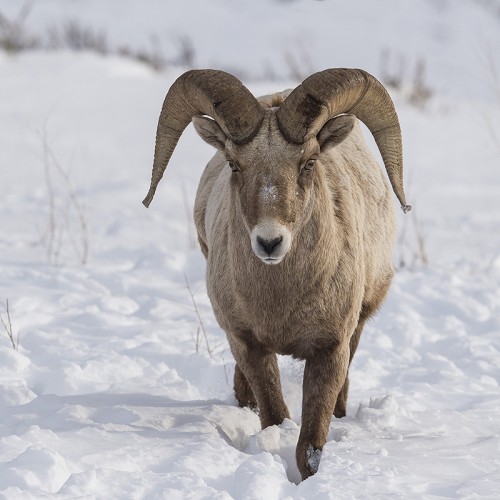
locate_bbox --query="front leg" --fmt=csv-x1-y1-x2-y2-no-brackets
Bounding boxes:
234,364,257,409
296,340,349,480
228,333,290,428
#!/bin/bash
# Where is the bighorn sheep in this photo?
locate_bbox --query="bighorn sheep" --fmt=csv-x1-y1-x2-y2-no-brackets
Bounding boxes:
143,68,411,480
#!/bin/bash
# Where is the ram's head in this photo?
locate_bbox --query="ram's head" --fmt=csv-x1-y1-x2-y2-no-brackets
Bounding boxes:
143,69,411,264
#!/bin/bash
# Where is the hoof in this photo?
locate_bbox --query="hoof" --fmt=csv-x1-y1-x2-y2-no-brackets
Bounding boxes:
297,442,323,480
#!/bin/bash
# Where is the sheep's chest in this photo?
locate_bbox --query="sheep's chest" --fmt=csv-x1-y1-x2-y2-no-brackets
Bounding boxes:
245,292,342,358
218,262,344,359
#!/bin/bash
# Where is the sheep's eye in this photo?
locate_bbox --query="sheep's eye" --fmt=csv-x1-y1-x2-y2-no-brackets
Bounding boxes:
228,160,240,172
303,159,316,171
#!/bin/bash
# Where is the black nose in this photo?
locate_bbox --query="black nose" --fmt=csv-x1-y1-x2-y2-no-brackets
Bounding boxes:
257,235,283,255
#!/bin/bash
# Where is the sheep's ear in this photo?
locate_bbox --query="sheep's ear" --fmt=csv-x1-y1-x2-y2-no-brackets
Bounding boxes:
317,114,356,151
192,116,227,151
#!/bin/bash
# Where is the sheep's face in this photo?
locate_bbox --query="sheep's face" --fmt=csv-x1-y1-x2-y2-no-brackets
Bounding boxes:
193,111,355,265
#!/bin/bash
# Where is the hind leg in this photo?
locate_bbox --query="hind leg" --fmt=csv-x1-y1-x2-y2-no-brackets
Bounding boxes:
333,317,366,418
334,274,393,418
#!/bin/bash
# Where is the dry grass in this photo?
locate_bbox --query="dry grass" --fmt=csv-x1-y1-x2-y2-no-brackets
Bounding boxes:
48,20,108,54
1,300,19,351
184,272,213,357
0,2,170,71
380,49,434,109
396,205,429,270
37,124,90,266
0,1,38,53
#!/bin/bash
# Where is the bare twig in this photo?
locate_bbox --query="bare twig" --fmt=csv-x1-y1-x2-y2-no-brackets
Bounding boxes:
380,48,406,90
184,272,213,357
482,112,500,155
190,326,201,354
1,300,19,351
119,34,166,71
283,47,314,82
37,124,90,265
47,143,89,265
412,208,429,267
396,204,428,270
181,182,197,251
478,43,500,155
220,352,230,386
41,126,59,264
175,34,195,67
408,58,433,110
486,46,500,102
380,49,433,109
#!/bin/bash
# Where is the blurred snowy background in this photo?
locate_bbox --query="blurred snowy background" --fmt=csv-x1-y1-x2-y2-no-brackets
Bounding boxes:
0,1,499,498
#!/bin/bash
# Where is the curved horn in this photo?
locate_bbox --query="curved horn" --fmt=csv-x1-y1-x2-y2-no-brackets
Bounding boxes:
276,69,411,212
143,69,265,207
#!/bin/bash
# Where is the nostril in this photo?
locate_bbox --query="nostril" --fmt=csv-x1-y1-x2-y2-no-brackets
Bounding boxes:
257,235,283,255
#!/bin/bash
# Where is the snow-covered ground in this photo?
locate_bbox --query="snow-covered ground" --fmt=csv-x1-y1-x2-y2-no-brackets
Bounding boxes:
1,1,499,498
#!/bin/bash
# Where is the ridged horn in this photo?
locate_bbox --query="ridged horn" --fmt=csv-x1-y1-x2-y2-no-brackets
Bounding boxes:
143,69,265,207
276,68,411,213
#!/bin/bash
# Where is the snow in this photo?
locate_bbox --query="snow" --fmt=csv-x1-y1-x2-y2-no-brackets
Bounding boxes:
1,0,500,498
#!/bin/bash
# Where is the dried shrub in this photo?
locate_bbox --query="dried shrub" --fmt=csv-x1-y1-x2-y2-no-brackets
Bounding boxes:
0,1,39,53
380,49,434,109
